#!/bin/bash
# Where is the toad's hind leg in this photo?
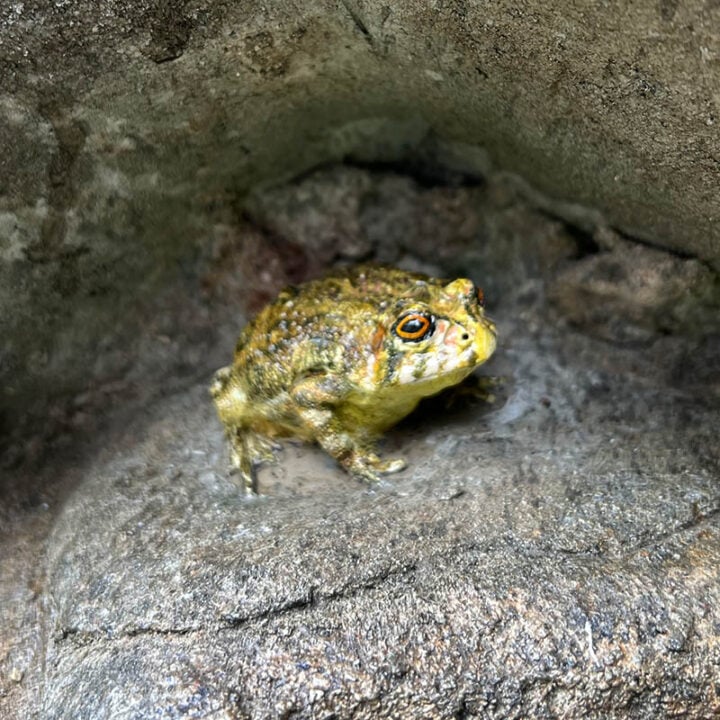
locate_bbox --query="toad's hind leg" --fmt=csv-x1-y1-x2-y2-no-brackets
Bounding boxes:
226,427,278,494
211,366,277,494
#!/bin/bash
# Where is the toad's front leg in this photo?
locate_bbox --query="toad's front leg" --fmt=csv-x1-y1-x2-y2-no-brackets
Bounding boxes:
291,374,406,484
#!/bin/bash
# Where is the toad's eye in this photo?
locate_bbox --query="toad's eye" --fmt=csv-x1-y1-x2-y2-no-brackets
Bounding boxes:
476,286,485,307
393,312,435,342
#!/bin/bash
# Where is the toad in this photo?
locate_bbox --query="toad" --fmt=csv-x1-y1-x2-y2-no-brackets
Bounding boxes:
211,264,497,493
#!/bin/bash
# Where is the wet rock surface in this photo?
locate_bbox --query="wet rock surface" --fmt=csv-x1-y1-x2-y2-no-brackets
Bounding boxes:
1,1,720,709
0,163,717,717
41,300,720,719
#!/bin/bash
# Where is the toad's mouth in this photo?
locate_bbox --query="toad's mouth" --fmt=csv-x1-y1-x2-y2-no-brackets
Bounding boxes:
395,328,497,387
471,322,497,366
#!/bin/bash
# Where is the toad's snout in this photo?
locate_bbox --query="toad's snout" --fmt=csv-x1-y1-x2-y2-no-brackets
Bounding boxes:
472,318,497,365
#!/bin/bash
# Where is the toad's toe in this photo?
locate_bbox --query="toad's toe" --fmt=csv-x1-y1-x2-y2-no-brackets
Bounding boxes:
371,456,407,475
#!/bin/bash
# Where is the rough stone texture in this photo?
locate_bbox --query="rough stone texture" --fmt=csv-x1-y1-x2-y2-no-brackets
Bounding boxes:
40,284,720,718
3,165,720,718
550,236,720,343
2,1,720,717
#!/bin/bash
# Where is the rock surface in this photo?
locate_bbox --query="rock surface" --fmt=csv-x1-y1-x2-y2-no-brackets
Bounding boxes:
2,1,720,717
41,291,720,719
2,164,719,718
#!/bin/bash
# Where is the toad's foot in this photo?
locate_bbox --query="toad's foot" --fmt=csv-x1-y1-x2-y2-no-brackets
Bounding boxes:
341,451,407,484
291,374,407,486
227,429,279,494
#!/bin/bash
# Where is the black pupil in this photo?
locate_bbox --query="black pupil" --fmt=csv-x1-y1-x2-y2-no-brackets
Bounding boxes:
402,318,425,334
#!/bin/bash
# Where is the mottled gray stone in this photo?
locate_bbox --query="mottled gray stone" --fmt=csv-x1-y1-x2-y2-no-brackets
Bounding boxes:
39,309,720,718
26,170,719,715
2,1,720,717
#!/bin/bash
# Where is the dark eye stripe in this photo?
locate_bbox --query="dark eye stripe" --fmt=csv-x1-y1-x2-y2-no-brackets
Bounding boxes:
393,313,435,342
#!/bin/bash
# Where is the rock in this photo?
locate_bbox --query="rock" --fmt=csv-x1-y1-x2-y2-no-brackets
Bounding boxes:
2,1,720,717
39,308,720,718
550,237,720,344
